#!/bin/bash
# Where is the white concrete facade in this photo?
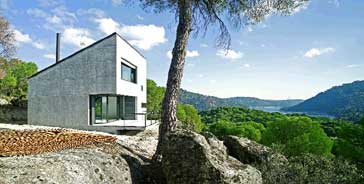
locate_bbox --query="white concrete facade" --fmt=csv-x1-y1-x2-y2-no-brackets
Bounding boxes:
28,33,148,133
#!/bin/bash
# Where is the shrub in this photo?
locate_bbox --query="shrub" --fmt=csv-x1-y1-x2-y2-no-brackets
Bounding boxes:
261,117,333,157
207,120,265,141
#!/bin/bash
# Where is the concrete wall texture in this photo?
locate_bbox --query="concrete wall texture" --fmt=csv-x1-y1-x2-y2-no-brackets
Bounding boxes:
28,33,147,132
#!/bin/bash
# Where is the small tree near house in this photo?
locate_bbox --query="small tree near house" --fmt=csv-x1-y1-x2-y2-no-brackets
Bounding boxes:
0,16,16,58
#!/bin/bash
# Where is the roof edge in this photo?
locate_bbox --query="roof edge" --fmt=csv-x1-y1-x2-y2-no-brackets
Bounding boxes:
29,32,146,79
114,32,146,59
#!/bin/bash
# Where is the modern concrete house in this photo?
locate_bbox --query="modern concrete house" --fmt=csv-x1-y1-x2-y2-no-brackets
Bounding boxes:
28,32,151,133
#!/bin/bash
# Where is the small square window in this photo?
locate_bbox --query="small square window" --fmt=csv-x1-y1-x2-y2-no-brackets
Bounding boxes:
142,103,147,108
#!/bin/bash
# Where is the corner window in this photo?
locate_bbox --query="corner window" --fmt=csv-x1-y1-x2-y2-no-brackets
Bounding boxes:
121,63,137,83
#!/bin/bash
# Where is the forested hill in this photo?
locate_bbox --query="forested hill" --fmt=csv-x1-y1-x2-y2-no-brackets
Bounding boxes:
282,80,364,122
179,89,303,111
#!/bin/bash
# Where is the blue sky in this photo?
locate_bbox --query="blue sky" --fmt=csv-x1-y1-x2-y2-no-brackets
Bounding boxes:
1,0,363,100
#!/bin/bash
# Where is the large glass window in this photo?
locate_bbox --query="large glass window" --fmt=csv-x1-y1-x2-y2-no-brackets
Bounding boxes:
91,95,136,124
121,63,136,83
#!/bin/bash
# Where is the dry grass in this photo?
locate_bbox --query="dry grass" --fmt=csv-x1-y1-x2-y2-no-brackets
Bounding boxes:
0,129,117,156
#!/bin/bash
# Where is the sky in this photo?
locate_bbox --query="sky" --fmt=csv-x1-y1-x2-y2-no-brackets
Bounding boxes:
1,0,363,100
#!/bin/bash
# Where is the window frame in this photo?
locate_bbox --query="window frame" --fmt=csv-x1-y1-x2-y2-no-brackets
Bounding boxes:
120,58,137,84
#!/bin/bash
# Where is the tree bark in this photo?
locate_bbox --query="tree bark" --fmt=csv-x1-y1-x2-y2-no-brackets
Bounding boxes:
153,0,192,161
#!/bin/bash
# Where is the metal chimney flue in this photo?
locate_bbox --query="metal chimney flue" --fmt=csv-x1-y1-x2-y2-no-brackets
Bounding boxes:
56,33,60,63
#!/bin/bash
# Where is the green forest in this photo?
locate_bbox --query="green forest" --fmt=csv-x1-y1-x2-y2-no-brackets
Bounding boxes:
148,79,364,183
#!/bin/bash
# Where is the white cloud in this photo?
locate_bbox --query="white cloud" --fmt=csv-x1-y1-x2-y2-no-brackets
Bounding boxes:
119,25,167,50
345,64,360,68
37,0,60,7
186,50,199,58
95,18,167,50
304,47,335,58
216,49,244,60
51,6,76,24
166,50,200,59
27,8,48,18
111,0,123,6
33,42,45,49
136,15,144,20
329,0,340,7
166,51,173,59
238,41,248,46
47,15,62,25
200,43,208,48
77,8,105,18
43,54,55,60
14,29,32,43
209,79,216,84
95,18,121,35
246,26,253,32
14,29,46,49
260,24,268,28
63,28,95,48
27,7,76,31
243,63,251,68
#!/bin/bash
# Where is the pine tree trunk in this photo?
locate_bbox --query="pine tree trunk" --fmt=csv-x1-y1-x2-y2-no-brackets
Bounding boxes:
153,0,192,161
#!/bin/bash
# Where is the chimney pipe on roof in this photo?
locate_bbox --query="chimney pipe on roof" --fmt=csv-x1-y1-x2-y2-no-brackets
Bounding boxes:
56,33,60,63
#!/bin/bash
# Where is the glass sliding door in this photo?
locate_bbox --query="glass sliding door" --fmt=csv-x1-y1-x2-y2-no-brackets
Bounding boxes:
107,96,118,120
94,96,107,123
124,96,136,120
90,95,136,124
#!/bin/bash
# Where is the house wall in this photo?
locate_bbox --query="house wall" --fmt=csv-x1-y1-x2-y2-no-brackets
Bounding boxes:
28,34,117,129
115,36,147,119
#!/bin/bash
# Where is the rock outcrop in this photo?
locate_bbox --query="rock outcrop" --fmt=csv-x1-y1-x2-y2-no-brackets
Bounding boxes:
0,143,146,184
161,130,262,184
223,136,288,184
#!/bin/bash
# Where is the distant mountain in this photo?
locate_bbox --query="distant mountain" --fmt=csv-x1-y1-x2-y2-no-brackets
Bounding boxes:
179,89,303,111
282,80,364,122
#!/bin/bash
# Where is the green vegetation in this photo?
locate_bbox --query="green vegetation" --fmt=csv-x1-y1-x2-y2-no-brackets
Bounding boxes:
283,80,364,122
200,106,285,126
201,106,364,174
261,117,333,157
0,57,37,106
146,79,165,120
208,120,265,141
147,79,203,132
177,104,204,132
332,121,364,165
285,154,363,184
